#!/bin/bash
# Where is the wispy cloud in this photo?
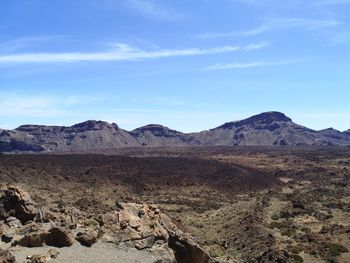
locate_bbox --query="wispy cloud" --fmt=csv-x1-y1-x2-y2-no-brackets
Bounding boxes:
143,97,185,106
0,42,267,64
196,18,341,39
227,0,266,6
313,0,350,6
124,0,185,21
327,31,350,45
0,36,64,54
0,94,102,118
202,60,301,71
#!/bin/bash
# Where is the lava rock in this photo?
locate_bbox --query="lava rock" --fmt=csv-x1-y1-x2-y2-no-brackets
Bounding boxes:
1,233,14,243
76,230,98,247
0,185,38,223
45,227,74,248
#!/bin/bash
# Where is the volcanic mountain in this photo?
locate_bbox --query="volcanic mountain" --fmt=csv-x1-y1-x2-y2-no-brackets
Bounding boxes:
0,112,349,152
196,112,350,146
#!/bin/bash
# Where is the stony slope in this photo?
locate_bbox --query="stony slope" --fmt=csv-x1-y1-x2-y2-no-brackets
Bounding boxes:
130,124,200,147
0,121,139,152
196,112,350,146
0,112,349,152
0,184,215,263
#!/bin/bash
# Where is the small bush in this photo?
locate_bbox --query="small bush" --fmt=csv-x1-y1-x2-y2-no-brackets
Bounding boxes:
301,227,311,233
288,245,302,254
281,228,295,237
290,254,304,263
271,213,280,221
84,219,99,227
270,222,282,229
207,245,225,258
327,243,349,257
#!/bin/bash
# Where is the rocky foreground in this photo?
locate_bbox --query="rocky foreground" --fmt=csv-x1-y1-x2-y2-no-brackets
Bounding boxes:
0,184,215,263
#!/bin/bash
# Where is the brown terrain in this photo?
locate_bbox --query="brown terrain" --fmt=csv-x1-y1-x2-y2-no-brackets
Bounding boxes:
0,146,350,262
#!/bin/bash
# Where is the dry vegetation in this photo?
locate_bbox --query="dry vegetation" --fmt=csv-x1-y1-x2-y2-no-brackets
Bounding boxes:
0,146,349,262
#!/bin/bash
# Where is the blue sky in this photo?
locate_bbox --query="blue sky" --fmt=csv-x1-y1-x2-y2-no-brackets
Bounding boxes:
1,0,350,132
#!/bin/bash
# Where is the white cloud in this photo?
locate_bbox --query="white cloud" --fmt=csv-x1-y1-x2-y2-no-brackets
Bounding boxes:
196,18,341,39
202,60,301,71
0,42,267,64
0,36,65,54
125,0,185,21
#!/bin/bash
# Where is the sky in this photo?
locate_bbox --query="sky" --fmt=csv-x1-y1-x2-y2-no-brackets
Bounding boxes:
1,0,350,132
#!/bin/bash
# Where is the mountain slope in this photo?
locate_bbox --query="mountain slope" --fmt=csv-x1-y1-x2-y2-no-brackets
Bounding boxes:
0,120,139,152
1,112,349,153
130,124,200,146
195,112,321,146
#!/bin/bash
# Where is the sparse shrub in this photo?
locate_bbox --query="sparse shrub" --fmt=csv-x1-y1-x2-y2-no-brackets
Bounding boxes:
270,222,282,229
271,213,280,221
288,245,302,254
327,243,348,257
290,254,304,263
319,225,329,234
305,207,315,216
301,227,311,233
223,224,231,229
84,219,99,227
207,245,225,258
281,228,295,237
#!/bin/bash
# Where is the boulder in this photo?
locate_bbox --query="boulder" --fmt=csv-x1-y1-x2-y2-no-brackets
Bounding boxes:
135,236,156,250
5,217,22,228
76,230,98,247
168,233,213,263
45,227,74,248
17,230,47,247
0,185,38,223
1,233,14,243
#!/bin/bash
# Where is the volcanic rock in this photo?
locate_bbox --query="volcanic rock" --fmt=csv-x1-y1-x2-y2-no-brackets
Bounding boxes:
0,185,38,223
0,248,16,263
76,230,98,247
45,227,74,248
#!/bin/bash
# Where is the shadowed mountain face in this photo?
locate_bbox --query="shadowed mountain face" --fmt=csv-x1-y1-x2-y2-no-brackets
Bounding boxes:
1,112,349,152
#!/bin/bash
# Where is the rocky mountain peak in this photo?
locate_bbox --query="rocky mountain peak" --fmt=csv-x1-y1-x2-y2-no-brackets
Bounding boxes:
71,120,118,132
131,124,182,137
134,124,173,133
216,111,292,130
238,111,292,125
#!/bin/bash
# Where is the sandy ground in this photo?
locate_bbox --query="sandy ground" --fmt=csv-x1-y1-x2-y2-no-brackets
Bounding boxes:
7,242,160,263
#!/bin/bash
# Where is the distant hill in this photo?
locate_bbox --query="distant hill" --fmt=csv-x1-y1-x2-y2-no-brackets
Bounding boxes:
1,111,349,153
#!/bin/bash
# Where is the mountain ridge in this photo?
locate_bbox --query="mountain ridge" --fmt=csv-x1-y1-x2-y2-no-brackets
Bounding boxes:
1,111,349,152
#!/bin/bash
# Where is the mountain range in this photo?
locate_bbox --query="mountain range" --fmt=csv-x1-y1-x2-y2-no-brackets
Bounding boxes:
1,111,349,153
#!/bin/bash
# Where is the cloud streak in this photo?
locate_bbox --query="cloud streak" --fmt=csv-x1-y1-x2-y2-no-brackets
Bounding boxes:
0,94,103,118
202,60,301,71
0,36,64,54
313,0,350,6
0,42,267,64
125,0,185,21
196,18,341,39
